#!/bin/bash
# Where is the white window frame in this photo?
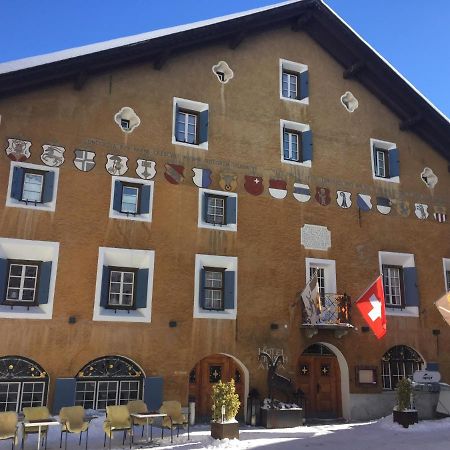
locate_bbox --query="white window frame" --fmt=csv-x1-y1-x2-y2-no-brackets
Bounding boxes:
370,139,400,183
0,381,21,412
198,189,237,232
93,247,155,323
279,59,309,105
305,258,337,295
109,176,154,222
280,120,311,167
0,238,59,320
172,97,209,150
20,381,45,409
96,380,118,410
22,172,44,203
108,270,135,307
6,161,59,212
378,251,418,317
194,254,237,320
6,262,39,303
443,259,450,292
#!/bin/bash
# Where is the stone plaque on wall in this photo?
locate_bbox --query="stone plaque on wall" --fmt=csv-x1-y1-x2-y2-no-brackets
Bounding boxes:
301,224,331,250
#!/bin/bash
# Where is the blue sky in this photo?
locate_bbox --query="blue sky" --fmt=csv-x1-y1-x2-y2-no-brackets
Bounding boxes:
0,0,449,116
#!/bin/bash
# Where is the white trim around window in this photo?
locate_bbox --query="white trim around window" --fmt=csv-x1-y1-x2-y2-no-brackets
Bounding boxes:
305,258,337,294
0,238,59,320
280,120,311,167
443,258,450,292
370,139,400,184
93,247,155,323
279,59,309,105
198,189,238,232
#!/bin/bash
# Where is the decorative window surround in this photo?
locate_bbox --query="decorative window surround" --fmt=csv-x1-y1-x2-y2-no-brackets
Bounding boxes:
443,258,450,292
378,251,419,317
172,97,209,150
279,59,309,105
6,162,59,212
305,258,337,294
93,247,155,323
198,189,237,232
194,254,237,320
280,120,312,167
109,176,154,222
370,139,400,183
0,238,59,320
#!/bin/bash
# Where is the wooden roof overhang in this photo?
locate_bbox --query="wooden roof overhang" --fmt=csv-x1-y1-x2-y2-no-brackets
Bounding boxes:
0,0,448,160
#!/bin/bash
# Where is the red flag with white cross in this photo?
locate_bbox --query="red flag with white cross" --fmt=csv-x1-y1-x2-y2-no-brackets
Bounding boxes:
355,276,386,339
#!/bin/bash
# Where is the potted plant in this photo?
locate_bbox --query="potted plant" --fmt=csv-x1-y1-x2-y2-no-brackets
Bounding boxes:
210,379,241,440
393,378,418,428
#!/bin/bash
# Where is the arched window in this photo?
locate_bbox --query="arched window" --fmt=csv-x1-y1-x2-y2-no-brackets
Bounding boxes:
75,356,144,410
381,345,424,390
0,356,49,412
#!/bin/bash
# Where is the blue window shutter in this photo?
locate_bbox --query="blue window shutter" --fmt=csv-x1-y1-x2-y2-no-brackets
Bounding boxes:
37,261,52,304
144,377,163,411
42,171,55,203
388,148,400,178
225,196,237,225
224,271,235,309
52,378,76,414
301,130,313,163
139,185,151,214
404,267,419,307
0,259,7,303
11,167,24,200
199,269,206,308
135,268,149,308
199,109,209,144
299,70,309,100
100,266,110,307
113,180,123,212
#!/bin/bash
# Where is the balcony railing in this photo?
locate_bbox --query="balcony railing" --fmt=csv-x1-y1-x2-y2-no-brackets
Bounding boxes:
301,293,352,326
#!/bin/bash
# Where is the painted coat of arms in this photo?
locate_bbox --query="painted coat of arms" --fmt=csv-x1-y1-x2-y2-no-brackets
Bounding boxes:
268,179,287,199
357,193,372,211
192,168,212,188
414,203,429,220
244,176,264,196
106,154,128,175
219,173,237,192
315,187,330,206
393,199,410,217
433,206,447,223
41,145,65,167
336,191,352,208
164,164,185,184
376,197,392,215
5,138,31,161
73,149,96,172
136,159,156,180
293,183,311,202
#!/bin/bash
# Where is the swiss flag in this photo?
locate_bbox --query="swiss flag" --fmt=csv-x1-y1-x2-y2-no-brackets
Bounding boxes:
355,276,386,339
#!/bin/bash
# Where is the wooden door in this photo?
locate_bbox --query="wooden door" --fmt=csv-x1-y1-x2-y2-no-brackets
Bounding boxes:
297,355,341,418
189,354,244,422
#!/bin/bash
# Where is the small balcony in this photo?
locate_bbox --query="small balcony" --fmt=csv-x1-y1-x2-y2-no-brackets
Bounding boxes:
300,293,354,338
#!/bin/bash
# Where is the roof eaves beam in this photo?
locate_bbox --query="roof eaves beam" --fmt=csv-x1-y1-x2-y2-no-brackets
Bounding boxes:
73,71,88,90
343,61,366,79
153,50,171,70
291,12,313,32
399,114,422,131
229,31,246,50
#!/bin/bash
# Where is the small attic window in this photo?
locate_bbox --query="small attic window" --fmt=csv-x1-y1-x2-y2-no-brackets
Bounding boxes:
121,119,130,131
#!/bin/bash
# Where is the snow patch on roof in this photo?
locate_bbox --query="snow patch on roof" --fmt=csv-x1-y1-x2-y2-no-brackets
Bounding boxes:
0,0,303,75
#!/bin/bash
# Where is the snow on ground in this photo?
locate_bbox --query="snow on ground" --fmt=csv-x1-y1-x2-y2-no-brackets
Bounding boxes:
20,414,450,450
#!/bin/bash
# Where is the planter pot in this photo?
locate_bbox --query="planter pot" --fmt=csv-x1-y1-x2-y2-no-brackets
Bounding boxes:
261,408,304,429
393,409,419,428
211,421,239,440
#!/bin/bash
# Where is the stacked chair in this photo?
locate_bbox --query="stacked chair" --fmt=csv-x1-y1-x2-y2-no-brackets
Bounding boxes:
59,406,90,450
159,401,189,443
126,400,150,442
0,412,18,450
102,405,132,450
21,407,51,450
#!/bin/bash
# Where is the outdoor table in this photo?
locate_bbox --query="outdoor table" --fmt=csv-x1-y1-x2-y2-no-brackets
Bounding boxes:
130,412,169,447
23,418,60,450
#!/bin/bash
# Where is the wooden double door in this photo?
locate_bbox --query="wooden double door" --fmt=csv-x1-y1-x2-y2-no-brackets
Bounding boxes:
189,354,245,421
297,355,341,419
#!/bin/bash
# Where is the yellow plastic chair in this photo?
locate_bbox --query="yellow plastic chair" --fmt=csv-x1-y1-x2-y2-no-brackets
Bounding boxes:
159,401,190,443
0,412,18,450
59,406,90,450
21,407,51,450
102,406,132,450
126,400,150,441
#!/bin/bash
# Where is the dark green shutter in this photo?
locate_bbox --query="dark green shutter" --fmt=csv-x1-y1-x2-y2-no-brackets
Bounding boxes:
144,377,163,411
225,196,237,225
42,171,55,203
199,269,206,308
299,70,309,100
224,271,235,309
11,167,24,200
37,261,52,304
113,181,123,212
100,266,110,307
388,148,400,178
404,267,419,307
139,185,151,215
135,269,149,308
301,130,313,163
0,259,7,303
202,194,209,222
52,378,76,414
199,110,209,144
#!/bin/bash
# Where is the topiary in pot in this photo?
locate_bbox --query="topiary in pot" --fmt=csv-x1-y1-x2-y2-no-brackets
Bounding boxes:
211,379,241,423
396,378,412,411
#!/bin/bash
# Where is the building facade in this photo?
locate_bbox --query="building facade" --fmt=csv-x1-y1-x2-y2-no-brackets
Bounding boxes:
0,0,449,421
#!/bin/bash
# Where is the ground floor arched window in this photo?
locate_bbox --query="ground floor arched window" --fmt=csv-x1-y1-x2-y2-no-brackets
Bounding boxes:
75,355,144,410
381,345,424,390
0,356,49,412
